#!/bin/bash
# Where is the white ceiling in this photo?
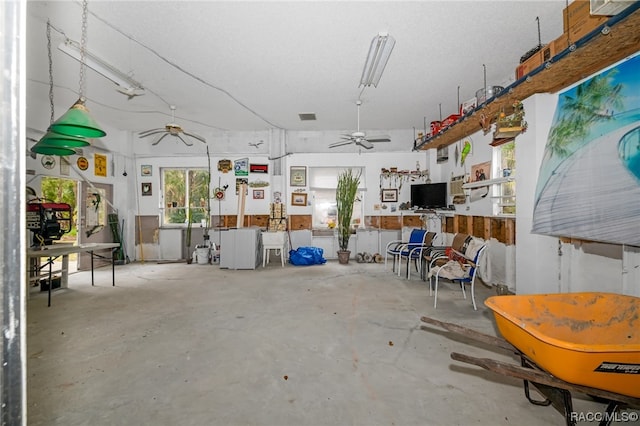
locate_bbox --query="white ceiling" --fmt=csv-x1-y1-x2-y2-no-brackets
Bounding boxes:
26,0,567,143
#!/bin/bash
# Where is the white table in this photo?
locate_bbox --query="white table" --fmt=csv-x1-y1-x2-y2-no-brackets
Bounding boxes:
27,243,120,306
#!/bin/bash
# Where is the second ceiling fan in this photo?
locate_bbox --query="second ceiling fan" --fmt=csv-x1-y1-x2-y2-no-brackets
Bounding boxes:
138,105,206,146
329,100,391,150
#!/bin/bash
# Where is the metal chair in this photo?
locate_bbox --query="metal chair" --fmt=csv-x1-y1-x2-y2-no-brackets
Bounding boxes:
398,231,436,279
385,229,422,274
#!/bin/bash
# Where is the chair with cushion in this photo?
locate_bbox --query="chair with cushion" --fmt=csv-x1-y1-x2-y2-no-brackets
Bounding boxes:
398,231,436,279
428,239,487,310
422,233,470,280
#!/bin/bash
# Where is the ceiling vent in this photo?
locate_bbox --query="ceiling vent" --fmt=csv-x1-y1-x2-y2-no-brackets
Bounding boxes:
298,113,317,121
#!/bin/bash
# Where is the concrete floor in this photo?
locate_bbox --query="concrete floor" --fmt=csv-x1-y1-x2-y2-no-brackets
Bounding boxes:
27,259,617,425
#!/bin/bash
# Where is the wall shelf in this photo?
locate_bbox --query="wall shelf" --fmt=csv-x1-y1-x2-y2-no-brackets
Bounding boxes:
462,176,514,189
415,4,640,151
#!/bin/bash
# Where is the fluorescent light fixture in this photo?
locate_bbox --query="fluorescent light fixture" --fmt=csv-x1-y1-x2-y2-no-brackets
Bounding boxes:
58,39,145,96
359,32,396,88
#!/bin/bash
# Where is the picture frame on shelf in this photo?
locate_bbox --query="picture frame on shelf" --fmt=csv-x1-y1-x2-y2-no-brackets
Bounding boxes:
291,193,307,206
471,161,491,182
290,166,306,187
381,189,398,203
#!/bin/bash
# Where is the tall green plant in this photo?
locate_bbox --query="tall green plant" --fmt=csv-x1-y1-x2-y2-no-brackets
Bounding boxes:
336,169,361,251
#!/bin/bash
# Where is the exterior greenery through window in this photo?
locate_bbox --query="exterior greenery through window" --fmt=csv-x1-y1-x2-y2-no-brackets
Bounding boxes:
162,168,210,225
41,177,78,238
494,141,516,215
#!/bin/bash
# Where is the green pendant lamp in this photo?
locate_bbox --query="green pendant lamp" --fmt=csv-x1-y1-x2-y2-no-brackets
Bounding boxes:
32,21,90,157
30,142,76,156
49,0,106,139
49,98,106,138
33,130,90,149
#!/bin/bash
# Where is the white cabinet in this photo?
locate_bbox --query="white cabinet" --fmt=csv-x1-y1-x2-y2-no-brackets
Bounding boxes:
356,229,378,254
380,230,401,253
219,227,262,269
311,232,356,259
313,236,336,259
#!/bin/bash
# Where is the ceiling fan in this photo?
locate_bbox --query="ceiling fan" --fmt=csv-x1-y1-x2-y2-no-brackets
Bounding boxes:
329,100,391,150
138,105,206,146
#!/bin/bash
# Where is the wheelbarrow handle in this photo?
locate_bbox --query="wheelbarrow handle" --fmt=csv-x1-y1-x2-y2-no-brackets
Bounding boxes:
451,352,640,408
420,316,515,352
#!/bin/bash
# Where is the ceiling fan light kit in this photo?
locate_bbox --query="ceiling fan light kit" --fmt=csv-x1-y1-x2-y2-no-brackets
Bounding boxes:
360,32,396,88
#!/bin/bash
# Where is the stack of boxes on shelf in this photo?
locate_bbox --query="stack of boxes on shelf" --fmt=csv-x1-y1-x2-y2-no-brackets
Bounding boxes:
268,203,287,231
516,0,610,79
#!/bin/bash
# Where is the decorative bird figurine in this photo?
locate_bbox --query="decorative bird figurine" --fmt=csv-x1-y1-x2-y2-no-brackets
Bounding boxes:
248,140,264,148
460,140,471,166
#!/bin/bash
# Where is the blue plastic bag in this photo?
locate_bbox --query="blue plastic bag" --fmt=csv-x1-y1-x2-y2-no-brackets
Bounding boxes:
289,246,326,266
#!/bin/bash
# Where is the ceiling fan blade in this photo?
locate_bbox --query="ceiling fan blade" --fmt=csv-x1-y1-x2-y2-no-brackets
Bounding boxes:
357,140,374,149
367,137,391,143
139,128,166,137
329,140,354,148
183,131,207,144
151,133,170,146
176,134,194,146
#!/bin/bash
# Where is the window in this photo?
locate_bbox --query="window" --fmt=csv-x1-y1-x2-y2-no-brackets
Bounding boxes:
162,168,210,225
493,140,516,216
309,167,365,229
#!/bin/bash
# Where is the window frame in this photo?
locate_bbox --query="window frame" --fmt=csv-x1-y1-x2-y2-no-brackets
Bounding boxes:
492,140,516,216
161,167,210,226
308,167,365,230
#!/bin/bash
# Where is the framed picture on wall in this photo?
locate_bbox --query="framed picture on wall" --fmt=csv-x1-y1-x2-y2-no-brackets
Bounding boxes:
381,188,397,203
291,193,307,206
141,165,152,176
141,182,152,196
253,189,265,199
290,166,306,187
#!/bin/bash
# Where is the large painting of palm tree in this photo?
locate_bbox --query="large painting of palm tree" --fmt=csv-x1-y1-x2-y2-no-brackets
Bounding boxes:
532,53,640,247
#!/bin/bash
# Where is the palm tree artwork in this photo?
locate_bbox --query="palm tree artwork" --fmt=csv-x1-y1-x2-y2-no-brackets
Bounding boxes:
545,70,624,161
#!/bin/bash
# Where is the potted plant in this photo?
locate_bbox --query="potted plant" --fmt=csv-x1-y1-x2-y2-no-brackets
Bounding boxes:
335,168,361,264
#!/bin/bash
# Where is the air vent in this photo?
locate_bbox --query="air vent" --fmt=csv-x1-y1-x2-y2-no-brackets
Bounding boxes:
298,113,317,121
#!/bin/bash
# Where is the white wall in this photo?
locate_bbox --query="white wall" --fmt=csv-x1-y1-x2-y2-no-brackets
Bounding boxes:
282,150,431,218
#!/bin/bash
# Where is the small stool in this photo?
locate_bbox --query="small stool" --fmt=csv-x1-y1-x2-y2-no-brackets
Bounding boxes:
262,231,286,267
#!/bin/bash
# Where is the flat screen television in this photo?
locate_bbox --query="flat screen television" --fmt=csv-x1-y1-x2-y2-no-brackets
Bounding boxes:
410,182,448,209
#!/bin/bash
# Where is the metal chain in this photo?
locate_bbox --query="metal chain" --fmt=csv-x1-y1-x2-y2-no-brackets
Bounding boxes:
78,0,88,100
46,20,54,123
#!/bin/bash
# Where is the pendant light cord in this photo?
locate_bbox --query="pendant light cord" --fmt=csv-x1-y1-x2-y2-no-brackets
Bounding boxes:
47,20,54,124
79,0,88,101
